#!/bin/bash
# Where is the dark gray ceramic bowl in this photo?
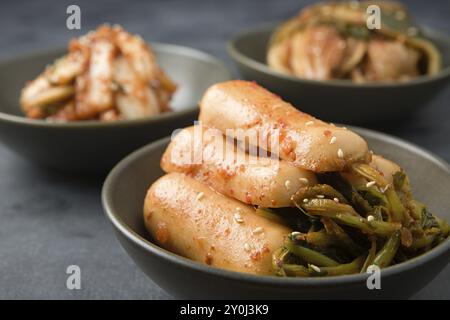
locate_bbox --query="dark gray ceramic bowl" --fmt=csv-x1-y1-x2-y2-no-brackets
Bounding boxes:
102,128,450,299
228,25,450,124
0,44,232,173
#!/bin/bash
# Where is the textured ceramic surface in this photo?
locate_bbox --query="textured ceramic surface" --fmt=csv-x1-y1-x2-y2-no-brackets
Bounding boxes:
228,25,450,124
0,44,232,173
102,128,450,299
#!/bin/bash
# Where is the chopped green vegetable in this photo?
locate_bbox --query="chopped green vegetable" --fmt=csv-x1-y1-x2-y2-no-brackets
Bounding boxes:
300,199,401,236
297,198,360,217
272,164,448,278
272,247,290,276
319,172,372,214
319,256,365,276
292,184,348,204
373,231,401,268
282,264,312,277
361,239,377,273
351,164,406,222
409,234,438,251
322,218,364,257
351,163,389,187
357,186,388,207
285,237,339,267
421,208,439,230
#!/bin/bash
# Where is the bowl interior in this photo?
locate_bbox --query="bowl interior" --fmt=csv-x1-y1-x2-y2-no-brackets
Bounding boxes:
0,43,232,118
230,25,450,85
104,128,450,279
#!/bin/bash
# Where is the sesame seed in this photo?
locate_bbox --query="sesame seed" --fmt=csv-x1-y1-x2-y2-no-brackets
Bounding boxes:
236,207,242,212
367,215,375,222
196,192,204,201
305,121,314,126
299,177,309,184
317,195,324,199
252,227,264,235
330,136,337,144
285,180,292,190
366,181,376,188
244,243,251,252
342,127,347,130
234,213,244,223
310,264,321,273
381,185,389,193
370,150,374,155
303,198,309,203
337,148,344,159
333,197,339,203
290,196,295,201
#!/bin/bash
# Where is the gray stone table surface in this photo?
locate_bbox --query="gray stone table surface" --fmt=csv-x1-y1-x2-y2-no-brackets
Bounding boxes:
0,0,449,299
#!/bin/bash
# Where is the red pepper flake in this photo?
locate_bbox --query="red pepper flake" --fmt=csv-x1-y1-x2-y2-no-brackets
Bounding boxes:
250,251,261,261
277,119,286,128
281,138,296,159
245,192,253,204
218,168,235,179
156,222,169,244
205,253,213,265
218,168,228,178
323,130,332,137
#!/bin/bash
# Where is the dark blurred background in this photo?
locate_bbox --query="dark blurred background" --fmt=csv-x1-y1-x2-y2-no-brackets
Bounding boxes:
0,0,448,158
1,0,449,62
0,0,449,299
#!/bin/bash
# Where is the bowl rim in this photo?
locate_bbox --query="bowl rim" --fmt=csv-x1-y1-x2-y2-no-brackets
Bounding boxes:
0,43,232,129
227,23,450,89
102,126,450,288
